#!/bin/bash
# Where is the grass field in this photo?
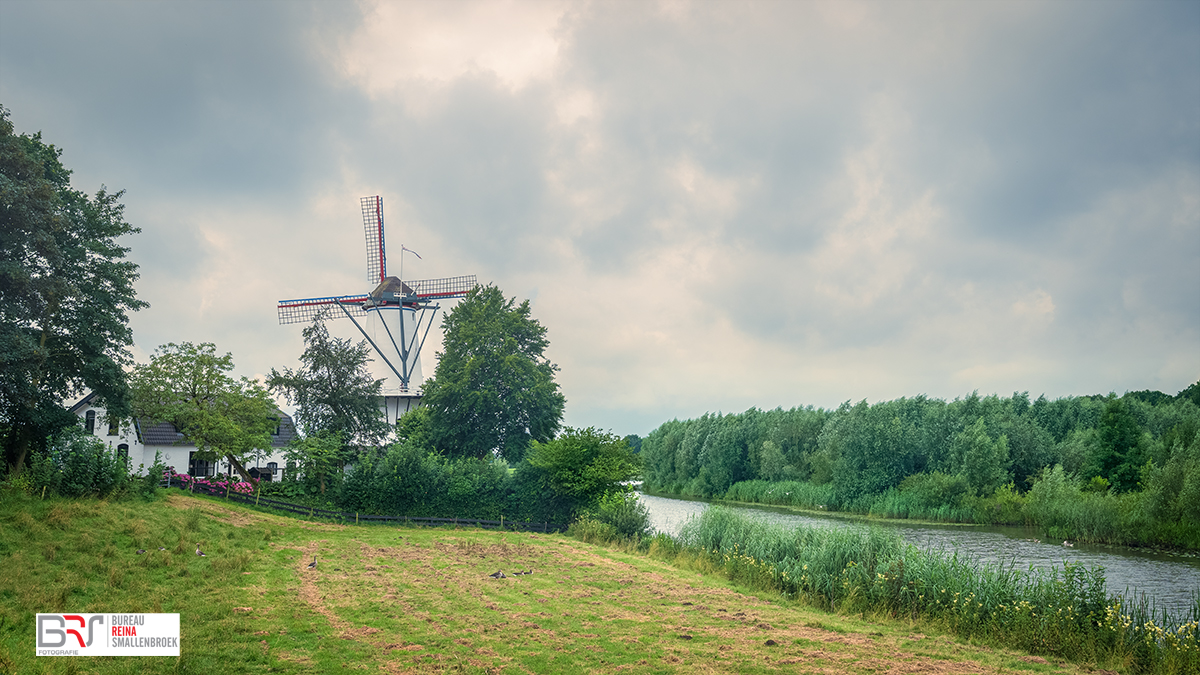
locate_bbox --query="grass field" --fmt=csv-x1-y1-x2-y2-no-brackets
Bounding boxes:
0,490,1138,674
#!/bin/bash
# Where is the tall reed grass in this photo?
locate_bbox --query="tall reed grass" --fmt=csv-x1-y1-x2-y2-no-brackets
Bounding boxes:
671,507,1198,673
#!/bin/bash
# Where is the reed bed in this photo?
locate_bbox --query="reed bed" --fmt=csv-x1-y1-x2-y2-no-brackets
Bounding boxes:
673,507,1199,674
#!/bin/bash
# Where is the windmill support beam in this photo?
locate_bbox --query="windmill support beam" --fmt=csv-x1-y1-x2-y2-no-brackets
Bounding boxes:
373,305,412,390
337,303,407,385
412,302,440,377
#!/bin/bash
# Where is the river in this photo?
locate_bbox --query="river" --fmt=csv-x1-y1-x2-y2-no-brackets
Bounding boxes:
639,491,1200,620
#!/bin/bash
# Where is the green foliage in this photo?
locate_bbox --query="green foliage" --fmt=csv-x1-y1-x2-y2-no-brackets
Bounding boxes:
285,431,343,495
723,479,834,509
826,399,924,504
43,426,130,498
640,384,1200,549
395,406,434,451
130,342,277,481
566,517,621,545
0,107,147,475
422,284,565,462
524,427,641,516
899,471,972,510
672,508,1197,670
135,451,167,500
267,318,389,448
1091,397,1149,493
590,491,652,540
951,418,1010,495
336,441,511,520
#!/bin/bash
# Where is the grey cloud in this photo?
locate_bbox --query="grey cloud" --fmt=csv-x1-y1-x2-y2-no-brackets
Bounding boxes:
1,0,365,199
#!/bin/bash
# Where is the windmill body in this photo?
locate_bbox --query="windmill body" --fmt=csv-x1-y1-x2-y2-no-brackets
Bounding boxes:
278,196,476,423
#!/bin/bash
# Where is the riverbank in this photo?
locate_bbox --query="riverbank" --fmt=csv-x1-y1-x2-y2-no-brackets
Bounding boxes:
626,506,1199,673
644,488,989,529
0,490,1163,674
646,478,1200,553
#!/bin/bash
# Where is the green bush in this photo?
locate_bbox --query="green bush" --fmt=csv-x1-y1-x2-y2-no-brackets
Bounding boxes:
567,517,619,544
592,492,651,540
48,427,130,498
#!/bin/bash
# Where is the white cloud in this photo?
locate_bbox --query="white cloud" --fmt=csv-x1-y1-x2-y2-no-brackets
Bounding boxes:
337,0,569,106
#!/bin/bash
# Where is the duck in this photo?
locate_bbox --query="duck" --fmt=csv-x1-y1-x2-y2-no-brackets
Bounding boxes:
306,557,318,570
135,549,146,555
489,570,506,579
195,544,206,557
1062,540,1074,548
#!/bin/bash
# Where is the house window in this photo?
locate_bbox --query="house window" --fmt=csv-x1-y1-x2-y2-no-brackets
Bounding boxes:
85,410,96,433
108,418,119,436
267,462,278,474
117,444,129,460
189,458,214,477
270,416,281,436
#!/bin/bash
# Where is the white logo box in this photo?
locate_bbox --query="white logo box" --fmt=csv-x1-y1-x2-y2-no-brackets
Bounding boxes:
36,614,180,656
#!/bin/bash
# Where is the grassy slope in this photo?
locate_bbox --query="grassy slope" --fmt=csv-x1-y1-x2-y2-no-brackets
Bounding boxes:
1,491,1107,674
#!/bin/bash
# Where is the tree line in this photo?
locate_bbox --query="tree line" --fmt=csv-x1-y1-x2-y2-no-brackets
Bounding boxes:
641,385,1200,549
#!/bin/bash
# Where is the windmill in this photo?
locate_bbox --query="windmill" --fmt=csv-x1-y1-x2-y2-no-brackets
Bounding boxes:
277,196,476,423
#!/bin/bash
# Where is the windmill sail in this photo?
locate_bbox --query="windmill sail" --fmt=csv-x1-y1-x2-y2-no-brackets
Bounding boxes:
362,195,386,284
277,295,372,324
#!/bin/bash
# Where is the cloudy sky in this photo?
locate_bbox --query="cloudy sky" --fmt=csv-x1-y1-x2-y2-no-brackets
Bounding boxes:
2,0,1198,436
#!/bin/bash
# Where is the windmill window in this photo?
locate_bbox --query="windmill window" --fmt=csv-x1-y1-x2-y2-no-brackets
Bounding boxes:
108,418,119,436
85,410,96,433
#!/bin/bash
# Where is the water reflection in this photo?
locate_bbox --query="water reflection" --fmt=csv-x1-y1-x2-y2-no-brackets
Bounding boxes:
639,492,1200,619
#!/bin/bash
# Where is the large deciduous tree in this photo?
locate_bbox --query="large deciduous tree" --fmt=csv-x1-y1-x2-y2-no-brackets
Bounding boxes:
422,284,565,462
130,342,275,482
266,318,389,447
1,107,147,475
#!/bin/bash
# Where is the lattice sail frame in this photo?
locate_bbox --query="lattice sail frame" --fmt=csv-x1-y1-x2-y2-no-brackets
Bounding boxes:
362,195,386,285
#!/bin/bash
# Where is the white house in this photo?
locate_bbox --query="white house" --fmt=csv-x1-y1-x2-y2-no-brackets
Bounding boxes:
68,392,297,481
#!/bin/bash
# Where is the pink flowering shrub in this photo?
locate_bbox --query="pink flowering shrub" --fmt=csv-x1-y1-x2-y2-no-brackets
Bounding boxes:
174,471,254,495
